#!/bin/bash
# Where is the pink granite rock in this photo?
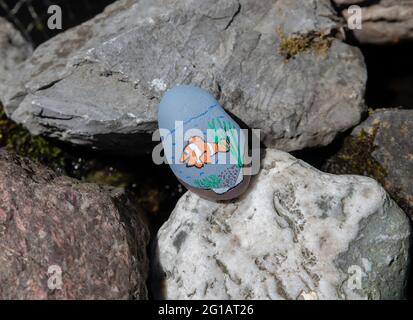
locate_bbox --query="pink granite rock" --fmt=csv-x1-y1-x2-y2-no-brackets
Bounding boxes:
0,149,149,299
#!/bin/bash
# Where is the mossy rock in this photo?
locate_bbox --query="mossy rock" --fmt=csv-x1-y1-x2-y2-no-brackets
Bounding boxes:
324,109,412,219
0,103,65,170
324,125,387,182
277,28,333,61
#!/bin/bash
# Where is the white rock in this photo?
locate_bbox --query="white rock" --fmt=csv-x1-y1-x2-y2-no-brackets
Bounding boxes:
153,149,411,300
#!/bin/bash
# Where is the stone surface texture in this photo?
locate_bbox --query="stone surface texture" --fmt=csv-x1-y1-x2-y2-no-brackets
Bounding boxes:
324,109,413,220
0,149,149,299
0,17,32,102
334,0,413,44
153,149,411,300
1,0,366,154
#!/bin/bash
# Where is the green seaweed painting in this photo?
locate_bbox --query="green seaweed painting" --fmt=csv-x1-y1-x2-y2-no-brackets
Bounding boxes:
193,175,222,189
207,118,244,168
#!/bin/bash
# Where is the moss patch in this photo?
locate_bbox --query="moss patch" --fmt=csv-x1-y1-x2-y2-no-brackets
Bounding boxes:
277,28,333,61
323,126,413,215
325,125,387,185
0,103,65,170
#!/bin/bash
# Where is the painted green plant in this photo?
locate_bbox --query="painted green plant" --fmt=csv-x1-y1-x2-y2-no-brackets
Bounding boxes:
193,175,222,189
207,118,244,168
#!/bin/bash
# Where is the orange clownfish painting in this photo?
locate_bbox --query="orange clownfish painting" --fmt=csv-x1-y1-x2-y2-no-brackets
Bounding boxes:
180,136,229,168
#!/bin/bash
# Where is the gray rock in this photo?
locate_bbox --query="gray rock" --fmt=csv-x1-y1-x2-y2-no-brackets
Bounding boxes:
324,109,413,220
153,149,411,300
1,0,366,154
0,149,149,299
334,0,413,44
0,17,32,103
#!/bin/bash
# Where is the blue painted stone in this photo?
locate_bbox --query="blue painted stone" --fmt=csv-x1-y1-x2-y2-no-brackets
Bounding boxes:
158,85,249,200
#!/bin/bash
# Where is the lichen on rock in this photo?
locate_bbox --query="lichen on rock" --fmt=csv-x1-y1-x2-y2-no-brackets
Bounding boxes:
324,125,387,183
277,28,333,61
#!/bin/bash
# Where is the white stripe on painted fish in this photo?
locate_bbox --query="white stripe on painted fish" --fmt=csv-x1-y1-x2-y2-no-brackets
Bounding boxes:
180,136,229,168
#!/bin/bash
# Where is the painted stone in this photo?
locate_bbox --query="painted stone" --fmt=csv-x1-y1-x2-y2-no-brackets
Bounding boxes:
158,85,250,201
